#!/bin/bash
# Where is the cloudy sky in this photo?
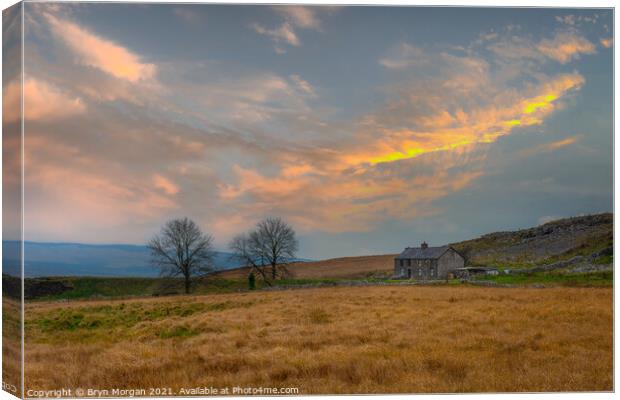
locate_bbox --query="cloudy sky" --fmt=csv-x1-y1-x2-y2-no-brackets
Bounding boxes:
12,4,613,258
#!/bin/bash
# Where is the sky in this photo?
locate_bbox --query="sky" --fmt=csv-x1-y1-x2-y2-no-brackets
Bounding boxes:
8,4,614,259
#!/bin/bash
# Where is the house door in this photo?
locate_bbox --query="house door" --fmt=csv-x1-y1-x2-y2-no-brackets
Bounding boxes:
407,268,412,278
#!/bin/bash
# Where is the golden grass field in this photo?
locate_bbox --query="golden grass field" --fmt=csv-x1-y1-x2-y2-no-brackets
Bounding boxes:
3,298,21,397
22,285,612,394
217,254,396,279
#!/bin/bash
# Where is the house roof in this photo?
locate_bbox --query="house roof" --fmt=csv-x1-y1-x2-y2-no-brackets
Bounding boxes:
395,245,451,260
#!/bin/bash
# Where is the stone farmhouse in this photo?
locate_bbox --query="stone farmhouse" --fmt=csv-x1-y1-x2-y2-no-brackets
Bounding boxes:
394,242,465,280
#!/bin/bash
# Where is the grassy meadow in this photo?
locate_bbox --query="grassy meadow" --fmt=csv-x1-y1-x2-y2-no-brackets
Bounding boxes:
3,298,21,397
23,285,612,394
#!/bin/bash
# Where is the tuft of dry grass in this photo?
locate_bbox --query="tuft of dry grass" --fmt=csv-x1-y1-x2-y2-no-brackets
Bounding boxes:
306,307,331,324
24,286,612,394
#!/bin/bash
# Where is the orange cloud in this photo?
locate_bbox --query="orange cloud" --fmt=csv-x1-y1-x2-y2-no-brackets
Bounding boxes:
487,31,597,65
24,136,178,241
541,136,580,151
45,13,156,82
341,73,584,167
218,165,309,200
281,164,318,178
600,38,613,48
537,32,596,63
216,148,487,234
4,78,86,122
214,64,586,234
153,174,180,195
516,136,581,159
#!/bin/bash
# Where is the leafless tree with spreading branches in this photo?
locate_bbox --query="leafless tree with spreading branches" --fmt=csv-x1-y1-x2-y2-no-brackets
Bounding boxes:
148,217,214,294
228,233,271,285
229,217,298,284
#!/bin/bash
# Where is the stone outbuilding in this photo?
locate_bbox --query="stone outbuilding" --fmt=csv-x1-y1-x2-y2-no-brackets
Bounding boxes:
394,242,465,280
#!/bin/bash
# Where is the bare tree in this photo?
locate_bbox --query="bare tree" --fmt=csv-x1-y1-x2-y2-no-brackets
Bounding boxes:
229,233,271,286
229,217,298,284
148,217,214,294
256,217,298,280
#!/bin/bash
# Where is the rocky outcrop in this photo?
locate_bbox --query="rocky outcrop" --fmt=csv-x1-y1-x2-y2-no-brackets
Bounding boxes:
588,246,613,260
529,256,585,272
567,263,612,274
504,246,613,275
453,213,612,266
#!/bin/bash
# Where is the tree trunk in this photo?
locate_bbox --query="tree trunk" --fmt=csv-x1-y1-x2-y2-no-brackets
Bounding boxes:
184,275,191,294
271,263,277,280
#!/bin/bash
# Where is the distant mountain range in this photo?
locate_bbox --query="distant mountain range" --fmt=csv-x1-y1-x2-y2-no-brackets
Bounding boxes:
2,241,248,278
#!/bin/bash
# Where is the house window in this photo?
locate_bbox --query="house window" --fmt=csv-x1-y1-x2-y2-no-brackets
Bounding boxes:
400,260,404,267
407,259,411,267
407,268,412,278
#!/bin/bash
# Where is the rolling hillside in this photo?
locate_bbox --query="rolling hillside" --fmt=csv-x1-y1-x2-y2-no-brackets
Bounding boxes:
452,213,612,267
215,254,397,280
217,213,613,280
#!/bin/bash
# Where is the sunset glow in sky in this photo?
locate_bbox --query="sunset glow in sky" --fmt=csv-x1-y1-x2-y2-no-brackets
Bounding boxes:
9,4,613,258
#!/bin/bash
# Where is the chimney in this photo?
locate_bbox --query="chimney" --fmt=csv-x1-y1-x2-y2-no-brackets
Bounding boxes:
421,241,428,249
